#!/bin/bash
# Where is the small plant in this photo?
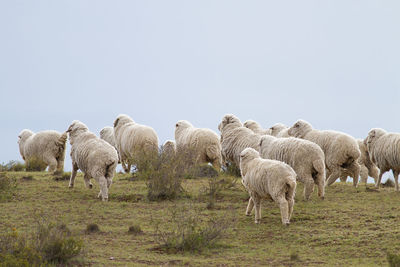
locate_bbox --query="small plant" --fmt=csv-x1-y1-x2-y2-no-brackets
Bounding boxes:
0,160,25,172
85,223,100,234
153,204,230,253
202,175,237,209
0,173,18,202
387,252,400,267
128,225,143,235
25,157,47,172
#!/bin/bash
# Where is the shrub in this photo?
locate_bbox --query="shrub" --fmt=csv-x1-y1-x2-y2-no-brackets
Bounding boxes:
128,225,143,235
153,204,230,253
25,157,47,172
0,173,18,202
0,221,84,266
388,252,400,267
0,161,25,172
85,223,100,234
202,175,237,209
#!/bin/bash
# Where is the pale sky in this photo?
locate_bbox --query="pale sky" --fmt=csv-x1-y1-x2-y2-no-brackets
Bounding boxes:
1,1,399,177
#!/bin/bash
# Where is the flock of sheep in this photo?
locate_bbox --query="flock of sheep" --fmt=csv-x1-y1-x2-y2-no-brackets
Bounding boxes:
17,114,400,225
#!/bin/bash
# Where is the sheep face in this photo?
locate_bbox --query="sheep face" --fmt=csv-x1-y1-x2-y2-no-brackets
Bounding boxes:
269,123,287,137
366,128,387,145
113,114,134,129
288,120,312,138
218,114,242,132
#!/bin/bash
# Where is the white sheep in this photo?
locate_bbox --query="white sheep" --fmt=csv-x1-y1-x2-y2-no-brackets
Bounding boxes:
100,126,116,148
340,139,379,186
218,114,262,169
113,114,159,172
268,123,290,138
259,135,325,200
162,140,176,158
365,128,400,190
243,120,270,135
18,129,67,173
240,148,297,225
288,120,361,187
67,120,118,201
174,120,222,170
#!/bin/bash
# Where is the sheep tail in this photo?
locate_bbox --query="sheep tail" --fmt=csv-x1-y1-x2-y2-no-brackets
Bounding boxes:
312,159,325,178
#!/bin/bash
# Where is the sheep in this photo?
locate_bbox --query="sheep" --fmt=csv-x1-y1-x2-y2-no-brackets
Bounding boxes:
288,120,361,187
259,135,325,200
365,128,400,191
340,140,379,186
162,140,176,158
99,126,116,148
174,120,222,170
113,114,159,173
67,120,118,201
218,114,262,169
240,147,297,225
268,123,290,138
18,129,67,173
243,120,270,135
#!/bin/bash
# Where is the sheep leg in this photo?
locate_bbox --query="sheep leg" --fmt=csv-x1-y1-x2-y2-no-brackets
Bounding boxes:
360,165,369,186
349,162,361,188
246,198,254,216
253,197,261,224
277,197,290,225
394,171,399,192
326,169,341,187
121,160,129,173
339,177,347,183
56,158,64,172
287,198,294,221
97,176,108,201
83,174,93,189
316,173,325,200
47,158,58,173
212,158,222,172
303,180,315,201
369,166,379,185
375,171,384,188
69,164,79,188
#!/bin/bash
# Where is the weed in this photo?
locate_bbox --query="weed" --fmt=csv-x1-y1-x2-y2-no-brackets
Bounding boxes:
25,157,47,172
0,160,25,172
0,173,17,202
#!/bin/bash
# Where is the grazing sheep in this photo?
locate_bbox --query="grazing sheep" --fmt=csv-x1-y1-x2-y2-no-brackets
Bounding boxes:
67,120,118,201
340,140,379,186
174,120,221,170
259,135,325,200
365,128,400,191
218,114,262,168
243,120,269,135
113,114,159,173
162,140,176,157
100,126,116,148
268,123,289,137
240,148,297,225
18,129,67,173
288,120,361,187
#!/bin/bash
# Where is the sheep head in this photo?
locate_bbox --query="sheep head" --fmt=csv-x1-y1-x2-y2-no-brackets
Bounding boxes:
66,120,89,142
269,123,287,137
240,147,260,163
288,120,312,138
113,114,134,129
243,120,261,132
218,114,242,132
365,128,387,145
175,120,193,130
18,129,34,144
259,135,275,150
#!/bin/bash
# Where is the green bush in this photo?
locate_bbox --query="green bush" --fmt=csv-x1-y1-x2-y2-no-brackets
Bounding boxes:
0,173,18,202
154,204,229,253
0,221,84,266
388,252,400,267
25,157,47,172
0,161,25,172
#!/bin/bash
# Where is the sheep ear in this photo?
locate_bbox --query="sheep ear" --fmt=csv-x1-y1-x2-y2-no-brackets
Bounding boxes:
66,125,73,133
113,118,119,128
259,139,263,146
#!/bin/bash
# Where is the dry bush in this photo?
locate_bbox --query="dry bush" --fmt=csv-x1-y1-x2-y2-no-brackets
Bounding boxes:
202,175,237,209
0,173,18,202
25,157,47,172
0,161,25,172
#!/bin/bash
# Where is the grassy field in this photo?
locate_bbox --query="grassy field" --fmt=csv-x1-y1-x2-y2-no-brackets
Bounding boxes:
1,170,400,266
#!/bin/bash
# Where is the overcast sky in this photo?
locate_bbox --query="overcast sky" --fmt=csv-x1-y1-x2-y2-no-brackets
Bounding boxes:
1,1,399,175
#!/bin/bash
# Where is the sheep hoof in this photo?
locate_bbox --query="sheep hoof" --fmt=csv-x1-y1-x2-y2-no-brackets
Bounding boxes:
283,222,290,226
245,212,251,216
255,220,260,224
68,184,74,188
102,198,108,202
320,196,325,200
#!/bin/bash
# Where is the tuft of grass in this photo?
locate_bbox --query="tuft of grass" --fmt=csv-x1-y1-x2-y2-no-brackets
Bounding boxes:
128,225,143,235
382,179,395,188
153,204,231,253
192,164,219,178
0,220,84,266
387,252,400,267
21,175,34,181
25,157,47,172
0,160,25,172
290,252,300,261
53,172,71,181
85,223,100,234
0,173,18,202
